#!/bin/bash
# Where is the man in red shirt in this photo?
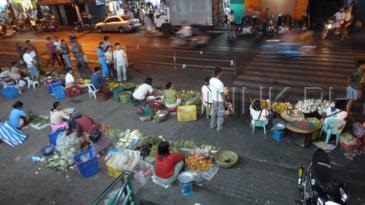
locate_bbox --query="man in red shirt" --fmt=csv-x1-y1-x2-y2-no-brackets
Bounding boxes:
154,141,184,185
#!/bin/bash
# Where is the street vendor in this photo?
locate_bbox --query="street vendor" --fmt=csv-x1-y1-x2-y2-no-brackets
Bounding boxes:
249,99,269,125
322,101,348,125
65,67,76,88
164,81,181,108
73,114,112,155
8,101,29,130
154,141,185,186
201,76,212,116
132,77,154,101
50,101,70,133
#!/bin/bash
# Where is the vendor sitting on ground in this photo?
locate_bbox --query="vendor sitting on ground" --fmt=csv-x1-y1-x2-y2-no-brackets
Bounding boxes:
50,101,70,133
249,99,269,126
132,77,154,101
65,67,76,88
91,66,104,90
164,81,181,108
8,101,29,130
73,113,112,155
154,141,184,186
322,101,348,125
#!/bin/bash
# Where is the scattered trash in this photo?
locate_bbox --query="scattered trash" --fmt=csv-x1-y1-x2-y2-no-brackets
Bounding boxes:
31,155,42,163
35,172,39,175
15,156,21,162
182,64,187,69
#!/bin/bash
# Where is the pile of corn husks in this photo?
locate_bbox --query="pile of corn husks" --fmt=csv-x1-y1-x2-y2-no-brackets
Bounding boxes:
295,99,331,114
45,133,81,172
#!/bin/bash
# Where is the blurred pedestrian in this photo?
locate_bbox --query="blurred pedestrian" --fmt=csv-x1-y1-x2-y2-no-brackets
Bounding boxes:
45,36,62,69
23,47,39,80
97,42,108,78
227,10,236,40
113,43,128,82
25,40,39,66
60,39,72,69
261,8,270,37
105,45,114,81
54,36,65,67
101,36,111,51
15,42,24,64
210,67,225,132
70,36,87,74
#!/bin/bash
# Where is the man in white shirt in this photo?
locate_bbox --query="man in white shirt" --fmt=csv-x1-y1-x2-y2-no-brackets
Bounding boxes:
132,77,154,101
65,67,75,88
113,43,128,82
23,47,39,80
209,67,225,132
53,36,65,68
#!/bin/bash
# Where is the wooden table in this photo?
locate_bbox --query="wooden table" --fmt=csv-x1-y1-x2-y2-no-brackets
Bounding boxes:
280,110,305,122
286,120,315,148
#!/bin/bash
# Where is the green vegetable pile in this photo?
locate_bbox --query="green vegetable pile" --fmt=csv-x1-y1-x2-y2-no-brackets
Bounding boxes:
180,90,200,105
170,140,197,153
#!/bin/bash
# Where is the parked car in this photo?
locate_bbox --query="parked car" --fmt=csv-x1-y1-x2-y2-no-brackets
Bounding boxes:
95,15,141,33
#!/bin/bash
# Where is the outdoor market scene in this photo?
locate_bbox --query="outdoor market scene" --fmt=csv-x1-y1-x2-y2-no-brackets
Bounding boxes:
1,0,365,204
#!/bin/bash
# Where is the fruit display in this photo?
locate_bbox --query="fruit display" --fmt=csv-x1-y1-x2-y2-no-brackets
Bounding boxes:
186,153,213,172
272,102,293,113
112,129,144,150
107,82,136,90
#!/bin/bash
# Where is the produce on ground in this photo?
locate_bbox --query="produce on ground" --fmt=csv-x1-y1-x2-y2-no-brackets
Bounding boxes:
186,153,213,172
272,102,293,113
113,129,144,150
170,140,197,153
45,133,80,172
180,90,200,104
295,99,331,114
199,144,218,158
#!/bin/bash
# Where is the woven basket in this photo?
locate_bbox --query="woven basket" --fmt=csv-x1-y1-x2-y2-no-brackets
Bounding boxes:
215,150,238,168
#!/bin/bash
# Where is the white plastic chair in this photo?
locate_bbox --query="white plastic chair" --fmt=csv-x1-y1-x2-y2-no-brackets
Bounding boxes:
24,77,39,89
87,84,99,100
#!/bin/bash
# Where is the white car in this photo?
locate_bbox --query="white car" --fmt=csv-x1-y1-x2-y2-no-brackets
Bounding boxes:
95,15,141,33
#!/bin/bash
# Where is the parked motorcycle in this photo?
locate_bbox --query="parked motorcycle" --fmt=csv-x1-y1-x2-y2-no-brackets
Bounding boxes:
321,17,341,39
277,14,292,34
298,149,349,205
237,15,259,36
170,34,209,48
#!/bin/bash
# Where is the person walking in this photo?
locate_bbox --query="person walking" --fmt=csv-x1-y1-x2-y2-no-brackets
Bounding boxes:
209,67,225,132
25,40,39,66
97,42,108,78
45,36,62,69
60,39,72,69
23,47,40,80
261,8,270,37
105,45,114,81
227,10,236,40
54,36,65,68
113,43,128,82
102,36,111,51
70,36,87,75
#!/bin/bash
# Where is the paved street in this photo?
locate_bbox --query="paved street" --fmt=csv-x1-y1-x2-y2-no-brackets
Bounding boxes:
1,29,365,205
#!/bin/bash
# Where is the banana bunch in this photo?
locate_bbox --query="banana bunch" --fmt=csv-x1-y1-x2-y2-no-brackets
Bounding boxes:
272,102,293,113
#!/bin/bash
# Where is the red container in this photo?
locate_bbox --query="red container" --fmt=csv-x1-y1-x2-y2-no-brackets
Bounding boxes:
340,142,358,153
65,86,83,99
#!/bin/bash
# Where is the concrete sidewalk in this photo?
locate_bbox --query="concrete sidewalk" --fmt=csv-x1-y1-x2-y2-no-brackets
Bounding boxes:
1,63,365,205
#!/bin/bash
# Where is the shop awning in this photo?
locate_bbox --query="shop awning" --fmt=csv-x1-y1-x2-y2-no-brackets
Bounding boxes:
38,0,73,5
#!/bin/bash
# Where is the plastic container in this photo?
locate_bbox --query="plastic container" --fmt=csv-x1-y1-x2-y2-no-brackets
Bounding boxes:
178,172,194,196
52,85,66,100
2,85,19,99
272,130,284,141
47,79,65,94
112,87,123,102
133,160,154,184
106,150,140,172
65,86,83,99
74,149,99,178
120,92,131,104
177,105,197,122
